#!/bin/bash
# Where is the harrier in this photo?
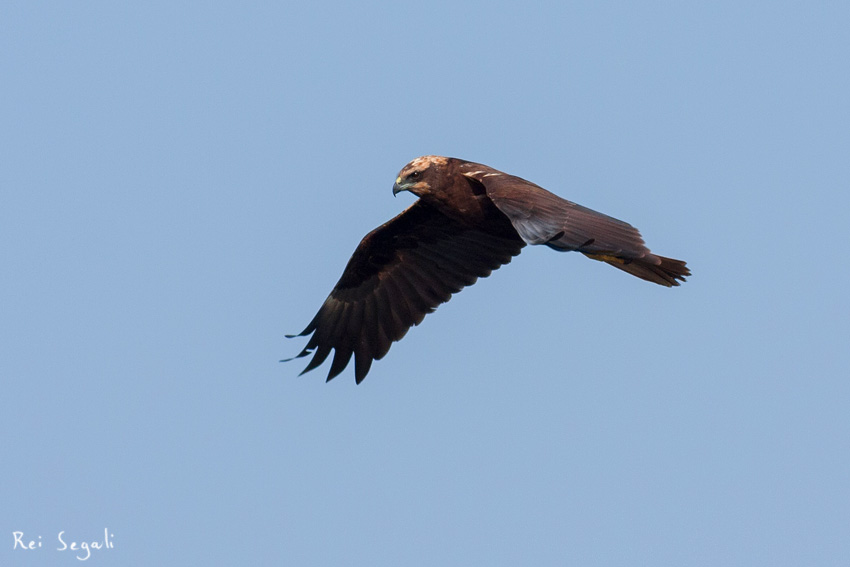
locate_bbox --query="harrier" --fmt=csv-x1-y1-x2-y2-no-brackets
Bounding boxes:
285,156,689,383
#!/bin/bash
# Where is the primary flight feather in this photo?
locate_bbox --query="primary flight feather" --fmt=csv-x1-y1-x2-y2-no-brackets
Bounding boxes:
285,156,690,383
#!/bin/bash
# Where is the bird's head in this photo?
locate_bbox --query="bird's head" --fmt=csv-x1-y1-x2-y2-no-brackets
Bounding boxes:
392,155,450,198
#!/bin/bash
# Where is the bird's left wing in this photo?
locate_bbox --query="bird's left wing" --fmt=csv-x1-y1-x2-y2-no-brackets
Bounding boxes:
285,201,524,383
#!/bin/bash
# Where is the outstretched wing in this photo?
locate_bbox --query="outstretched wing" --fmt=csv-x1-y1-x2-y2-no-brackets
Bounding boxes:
462,167,690,287
285,201,525,383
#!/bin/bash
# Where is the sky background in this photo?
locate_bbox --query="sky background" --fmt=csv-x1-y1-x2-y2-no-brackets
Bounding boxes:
2,1,849,565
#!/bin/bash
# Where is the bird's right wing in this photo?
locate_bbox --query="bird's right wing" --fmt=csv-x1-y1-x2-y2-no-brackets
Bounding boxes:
462,168,689,287
284,201,524,383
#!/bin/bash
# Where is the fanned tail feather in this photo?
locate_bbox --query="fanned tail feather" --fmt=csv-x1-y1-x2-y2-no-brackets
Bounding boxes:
584,253,690,287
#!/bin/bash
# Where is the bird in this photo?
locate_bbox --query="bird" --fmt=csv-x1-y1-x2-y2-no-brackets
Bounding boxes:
284,155,690,383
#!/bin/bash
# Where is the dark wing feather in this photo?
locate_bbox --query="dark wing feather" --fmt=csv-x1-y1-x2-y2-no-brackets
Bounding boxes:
285,201,524,383
463,167,690,287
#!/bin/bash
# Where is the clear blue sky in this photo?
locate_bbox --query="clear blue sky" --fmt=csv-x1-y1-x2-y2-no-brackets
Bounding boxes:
3,2,849,565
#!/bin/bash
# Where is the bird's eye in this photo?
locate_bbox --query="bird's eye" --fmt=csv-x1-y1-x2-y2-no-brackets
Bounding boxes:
411,171,420,179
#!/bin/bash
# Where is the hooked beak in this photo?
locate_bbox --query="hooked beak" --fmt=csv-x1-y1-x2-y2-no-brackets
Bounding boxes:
392,177,406,197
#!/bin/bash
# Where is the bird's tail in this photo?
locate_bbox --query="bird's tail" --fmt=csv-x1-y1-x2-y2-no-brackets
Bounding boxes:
583,252,690,287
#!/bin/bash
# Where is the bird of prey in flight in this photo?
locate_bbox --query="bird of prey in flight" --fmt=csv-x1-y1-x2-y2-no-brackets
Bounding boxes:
285,156,690,383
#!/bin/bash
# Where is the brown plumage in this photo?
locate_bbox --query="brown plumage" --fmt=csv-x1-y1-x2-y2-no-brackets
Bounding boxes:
285,156,690,383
